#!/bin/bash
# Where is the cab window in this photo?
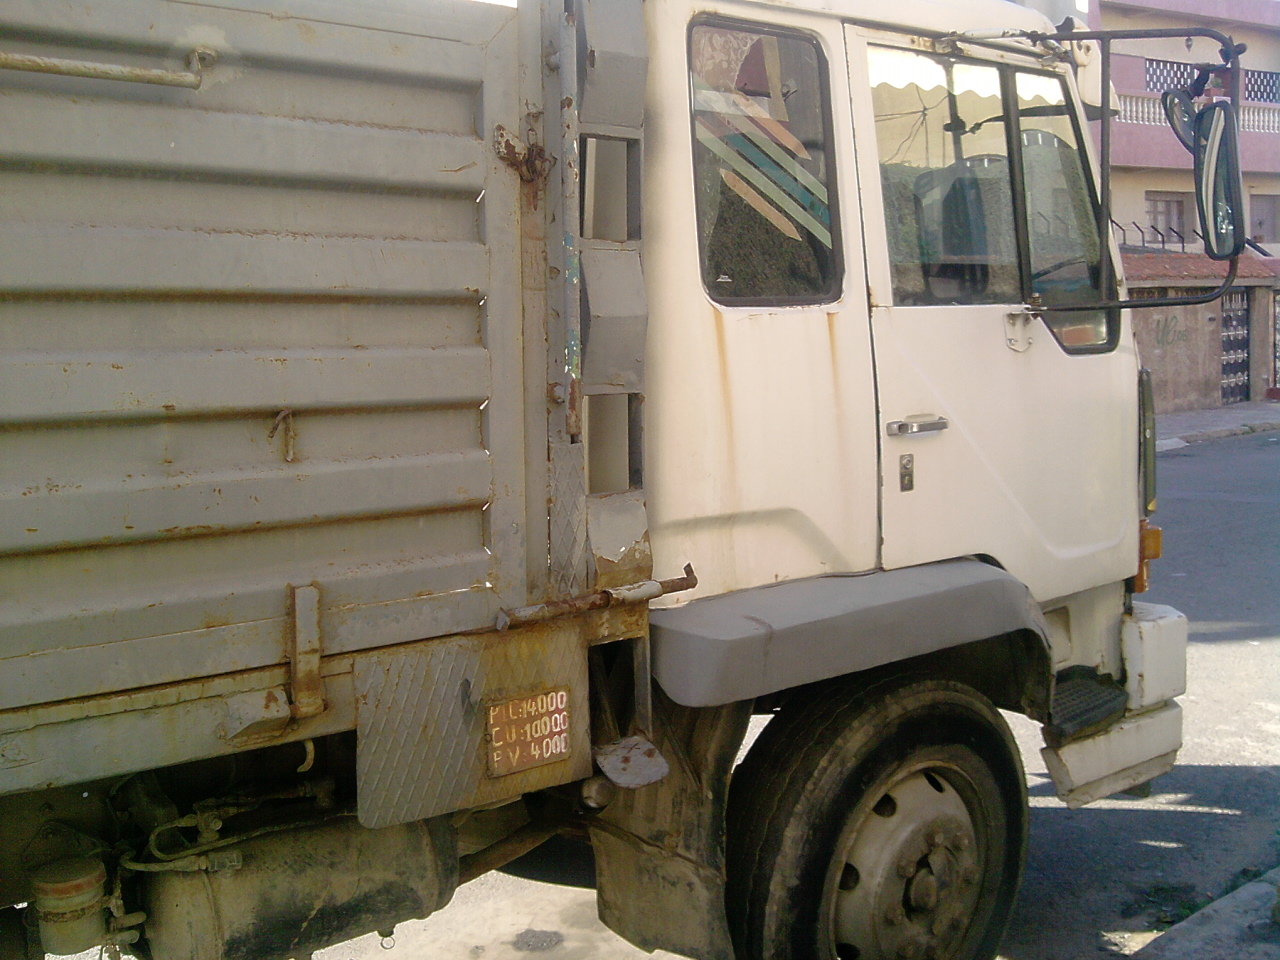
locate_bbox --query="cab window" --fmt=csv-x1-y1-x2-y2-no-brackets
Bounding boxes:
690,22,840,304
869,44,1116,352
869,46,1019,306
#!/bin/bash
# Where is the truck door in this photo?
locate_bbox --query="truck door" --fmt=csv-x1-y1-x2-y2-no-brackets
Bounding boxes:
645,17,880,600
845,29,1139,601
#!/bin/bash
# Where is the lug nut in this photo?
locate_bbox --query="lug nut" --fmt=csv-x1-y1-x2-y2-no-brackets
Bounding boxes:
899,856,917,878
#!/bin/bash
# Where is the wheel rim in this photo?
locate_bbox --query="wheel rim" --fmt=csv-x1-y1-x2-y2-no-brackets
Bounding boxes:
828,759,990,960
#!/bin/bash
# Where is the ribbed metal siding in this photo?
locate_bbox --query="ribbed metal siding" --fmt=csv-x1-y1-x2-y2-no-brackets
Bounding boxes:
0,0,530,710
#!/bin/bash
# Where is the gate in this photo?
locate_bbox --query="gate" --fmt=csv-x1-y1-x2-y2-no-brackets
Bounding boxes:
1221,288,1250,404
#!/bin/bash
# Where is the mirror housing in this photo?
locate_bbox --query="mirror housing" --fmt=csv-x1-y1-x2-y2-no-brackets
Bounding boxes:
1192,101,1246,261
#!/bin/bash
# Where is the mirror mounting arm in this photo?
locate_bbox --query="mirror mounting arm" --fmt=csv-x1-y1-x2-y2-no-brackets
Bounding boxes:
1039,257,1238,313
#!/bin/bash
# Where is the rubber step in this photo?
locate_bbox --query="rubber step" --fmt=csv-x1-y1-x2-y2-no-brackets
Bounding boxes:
1048,666,1128,742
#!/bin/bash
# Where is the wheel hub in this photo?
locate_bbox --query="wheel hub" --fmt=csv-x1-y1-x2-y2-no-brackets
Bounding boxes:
832,770,984,960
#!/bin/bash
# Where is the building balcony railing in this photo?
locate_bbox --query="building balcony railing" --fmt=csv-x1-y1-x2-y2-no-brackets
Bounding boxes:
1118,94,1280,135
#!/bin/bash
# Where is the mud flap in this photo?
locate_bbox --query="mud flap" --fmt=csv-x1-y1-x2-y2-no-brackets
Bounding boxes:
589,690,752,960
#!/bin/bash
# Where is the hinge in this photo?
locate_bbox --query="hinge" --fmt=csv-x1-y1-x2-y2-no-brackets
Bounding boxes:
288,584,325,719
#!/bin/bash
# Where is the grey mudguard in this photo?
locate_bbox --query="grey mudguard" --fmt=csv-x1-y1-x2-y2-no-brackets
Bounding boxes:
650,559,1049,707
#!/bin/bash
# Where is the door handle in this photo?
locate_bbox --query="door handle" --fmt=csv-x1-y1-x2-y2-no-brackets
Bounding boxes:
885,416,949,437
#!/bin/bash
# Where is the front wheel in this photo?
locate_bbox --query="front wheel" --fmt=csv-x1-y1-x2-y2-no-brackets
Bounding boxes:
727,677,1028,960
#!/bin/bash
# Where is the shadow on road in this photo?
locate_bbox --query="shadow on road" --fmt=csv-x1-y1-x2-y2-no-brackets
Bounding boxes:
1003,763,1280,959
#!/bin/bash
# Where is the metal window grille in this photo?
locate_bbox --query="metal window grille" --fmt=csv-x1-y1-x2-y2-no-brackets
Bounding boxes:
1145,59,1196,93
1244,69,1280,104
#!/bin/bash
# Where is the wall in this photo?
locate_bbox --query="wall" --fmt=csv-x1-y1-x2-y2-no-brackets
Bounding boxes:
1131,289,1223,411
1130,281,1276,412
1250,284,1277,397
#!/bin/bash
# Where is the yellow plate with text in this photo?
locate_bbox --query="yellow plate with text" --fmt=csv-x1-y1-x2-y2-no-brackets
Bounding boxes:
486,689,571,777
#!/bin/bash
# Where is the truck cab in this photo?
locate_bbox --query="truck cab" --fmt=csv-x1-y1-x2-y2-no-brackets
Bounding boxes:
0,1,1245,958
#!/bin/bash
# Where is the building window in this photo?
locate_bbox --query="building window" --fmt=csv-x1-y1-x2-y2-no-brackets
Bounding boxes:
1251,195,1279,244
689,21,839,304
1145,191,1191,242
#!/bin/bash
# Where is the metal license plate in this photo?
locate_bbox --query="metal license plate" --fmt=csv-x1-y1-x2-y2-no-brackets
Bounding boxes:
486,688,572,777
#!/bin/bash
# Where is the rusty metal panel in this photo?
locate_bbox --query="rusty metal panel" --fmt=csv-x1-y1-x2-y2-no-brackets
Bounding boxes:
0,667,357,796
0,0,539,714
354,624,592,828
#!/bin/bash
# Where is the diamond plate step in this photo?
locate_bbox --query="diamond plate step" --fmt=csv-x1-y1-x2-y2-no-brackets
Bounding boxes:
1049,666,1129,742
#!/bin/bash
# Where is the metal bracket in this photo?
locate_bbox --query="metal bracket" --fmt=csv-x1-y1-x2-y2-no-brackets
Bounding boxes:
1006,305,1039,352
288,584,325,719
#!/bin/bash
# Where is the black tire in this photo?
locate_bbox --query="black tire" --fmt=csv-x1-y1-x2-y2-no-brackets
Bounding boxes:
727,676,1028,960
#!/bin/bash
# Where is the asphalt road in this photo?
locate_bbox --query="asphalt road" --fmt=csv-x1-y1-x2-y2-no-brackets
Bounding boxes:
998,429,1280,959
320,431,1280,960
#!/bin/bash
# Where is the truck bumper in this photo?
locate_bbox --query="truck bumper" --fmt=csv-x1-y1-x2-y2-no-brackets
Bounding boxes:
1042,602,1188,807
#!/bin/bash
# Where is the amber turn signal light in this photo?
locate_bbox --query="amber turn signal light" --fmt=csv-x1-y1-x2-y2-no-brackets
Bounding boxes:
1133,519,1163,593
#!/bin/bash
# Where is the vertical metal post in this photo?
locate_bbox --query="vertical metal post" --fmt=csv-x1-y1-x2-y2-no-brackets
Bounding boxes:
560,2,583,439
1098,37,1114,300
631,635,653,737
1004,69,1032,303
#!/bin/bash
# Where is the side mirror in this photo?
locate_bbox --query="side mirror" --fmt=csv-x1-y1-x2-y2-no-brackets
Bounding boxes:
1192,101,1245,261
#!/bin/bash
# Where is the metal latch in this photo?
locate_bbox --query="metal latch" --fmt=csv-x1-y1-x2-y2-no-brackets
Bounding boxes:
288,584,325,719
496,563,697,631
494,124,554,185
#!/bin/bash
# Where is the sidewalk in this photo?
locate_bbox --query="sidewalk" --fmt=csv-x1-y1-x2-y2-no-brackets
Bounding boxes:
1133,866,1280,960
1155,399,1280,451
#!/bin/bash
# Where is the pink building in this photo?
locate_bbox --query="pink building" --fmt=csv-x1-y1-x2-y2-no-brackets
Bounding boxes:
1093,0,1280,409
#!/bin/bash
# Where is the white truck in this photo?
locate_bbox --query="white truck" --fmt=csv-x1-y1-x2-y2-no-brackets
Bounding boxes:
0,1,1247,959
